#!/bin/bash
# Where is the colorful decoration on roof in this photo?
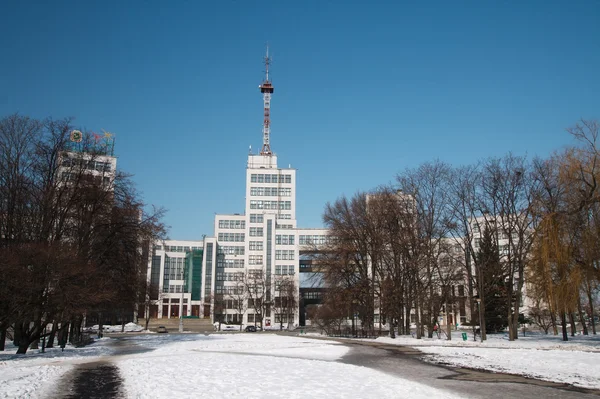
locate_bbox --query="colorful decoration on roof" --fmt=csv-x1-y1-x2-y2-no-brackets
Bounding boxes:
70,130,83,143
67,129,116,156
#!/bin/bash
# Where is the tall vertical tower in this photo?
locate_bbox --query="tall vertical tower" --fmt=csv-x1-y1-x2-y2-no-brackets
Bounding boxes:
259,47,274,156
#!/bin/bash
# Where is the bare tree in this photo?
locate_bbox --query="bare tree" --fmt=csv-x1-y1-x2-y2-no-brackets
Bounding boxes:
243,269,272,329
273,275,298,330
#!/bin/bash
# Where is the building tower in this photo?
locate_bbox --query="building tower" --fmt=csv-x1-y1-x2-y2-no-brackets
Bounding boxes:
259,47,274,156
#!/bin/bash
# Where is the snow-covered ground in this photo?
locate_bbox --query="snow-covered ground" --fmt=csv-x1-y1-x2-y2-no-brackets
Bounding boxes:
0,336,115,398
1,329,599,398
116,334,463,398
362,330,600,389
0,333,463,399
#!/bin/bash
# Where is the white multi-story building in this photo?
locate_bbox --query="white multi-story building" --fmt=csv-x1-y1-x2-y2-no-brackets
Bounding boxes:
149,51,306,328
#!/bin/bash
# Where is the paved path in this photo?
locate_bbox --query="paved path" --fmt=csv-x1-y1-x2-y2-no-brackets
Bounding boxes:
335,338,600,398
53,338,153,399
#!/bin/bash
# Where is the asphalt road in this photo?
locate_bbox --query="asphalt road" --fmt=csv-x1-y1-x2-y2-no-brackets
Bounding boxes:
335,338,600,398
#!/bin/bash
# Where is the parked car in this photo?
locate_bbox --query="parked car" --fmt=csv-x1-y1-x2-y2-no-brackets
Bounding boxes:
157,326,168,333
245,325,257,332
222,324,239,331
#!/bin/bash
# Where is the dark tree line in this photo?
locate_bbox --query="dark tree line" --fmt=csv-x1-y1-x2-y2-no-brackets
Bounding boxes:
0,114,165,353
315,119,600,341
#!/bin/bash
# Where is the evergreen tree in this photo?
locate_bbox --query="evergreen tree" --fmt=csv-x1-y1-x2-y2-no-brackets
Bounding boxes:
477,225,509,333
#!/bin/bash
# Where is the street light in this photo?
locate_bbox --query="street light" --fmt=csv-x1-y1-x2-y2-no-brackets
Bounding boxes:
475,297,483,343
179,255,189,333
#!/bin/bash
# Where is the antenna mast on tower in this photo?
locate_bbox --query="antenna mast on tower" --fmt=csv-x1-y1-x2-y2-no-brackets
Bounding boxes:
259,47,274,156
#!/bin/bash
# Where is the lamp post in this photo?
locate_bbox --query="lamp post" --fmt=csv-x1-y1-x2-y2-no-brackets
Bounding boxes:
179,255,188,333
476,298,483,342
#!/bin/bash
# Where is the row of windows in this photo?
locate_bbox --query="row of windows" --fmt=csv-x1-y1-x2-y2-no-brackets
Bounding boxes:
302,291,323,300
162,284,184,293
218,246,245,255
216,272,244,281
249,241,264,251
218,233,245,242
275,265,295,275
275,250,295,260
275,235,295,245
248,255,263,265
62,172,112,185
298,235,329,245
250,214,292,222
250,200,292,210
62,158,113,172
249,227,263,237
250,187,292,197
215,286,244,295
218,220,246,229
156,245,201,252
276,224,294,230
274,314,292,323
250,174,292,184
217,259,245,268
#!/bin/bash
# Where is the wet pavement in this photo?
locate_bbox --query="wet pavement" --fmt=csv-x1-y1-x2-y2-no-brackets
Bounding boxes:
53,337,154,399
61,362,124,399
337,339,600,398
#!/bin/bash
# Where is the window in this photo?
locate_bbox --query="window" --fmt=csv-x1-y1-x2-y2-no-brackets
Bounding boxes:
249,241,264,251
250,214,264,223
219,220,245,229
264,174,271,183
218,233,245,242
249,227,263,237
257,174,264,183
248,255,263,265
276,235,295,245
218,246,245,255
251,174,257,183
275,250,295,260
285,175,291,184
272,174,278,183
217,258,245,268
247,314,255,322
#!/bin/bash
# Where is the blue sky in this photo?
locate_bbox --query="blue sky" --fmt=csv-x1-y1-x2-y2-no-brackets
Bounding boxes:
1,0,599,239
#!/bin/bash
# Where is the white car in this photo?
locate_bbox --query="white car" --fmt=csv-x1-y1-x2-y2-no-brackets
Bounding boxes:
221,324,239,331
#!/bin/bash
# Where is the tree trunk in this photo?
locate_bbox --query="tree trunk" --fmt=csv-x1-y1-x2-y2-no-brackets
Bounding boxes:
475,263,487,341
0,326,6,351
586,285,596,335
405,302,411,336
47,322,58,348
550,311,558,335
446,302,452,341
506,281,515,341
414,298,421,339
16,339,30,354
145,316,150,331
30,339,39,350
569,312,576,336
560,312,568,341
69,319,76,344
13,322,23,347
578,298,588,336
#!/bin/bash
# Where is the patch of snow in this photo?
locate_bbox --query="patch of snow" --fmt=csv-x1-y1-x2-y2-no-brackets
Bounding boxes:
116,334,463,398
